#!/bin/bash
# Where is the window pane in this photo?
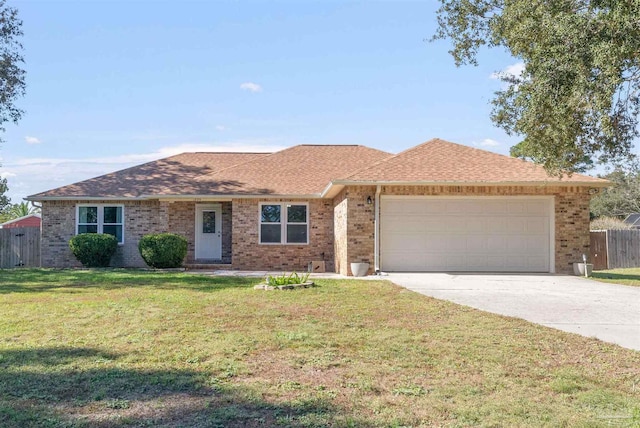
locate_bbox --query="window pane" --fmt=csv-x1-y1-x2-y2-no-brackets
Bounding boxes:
261,205,281,223
78,225,98,234
78,207,98,224
287,224,307,243
203,211,216,233
287,205,307,223
260,224,281,243
103,225,123,243
103,206,122,224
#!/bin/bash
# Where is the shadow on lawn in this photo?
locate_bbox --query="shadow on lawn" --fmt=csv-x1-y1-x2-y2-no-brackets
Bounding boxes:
0,269,259,294
0,346,372,428
592,271,640,282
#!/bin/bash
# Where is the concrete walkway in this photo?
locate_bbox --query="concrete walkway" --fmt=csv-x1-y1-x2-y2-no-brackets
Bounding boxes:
386,273,640,351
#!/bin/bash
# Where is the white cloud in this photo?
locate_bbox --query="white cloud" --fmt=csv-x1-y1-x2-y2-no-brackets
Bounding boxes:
478,138,500,147
490,62,525,80
215,125,226,131
24,136,41,145
240,82,262,93
2,140,287,201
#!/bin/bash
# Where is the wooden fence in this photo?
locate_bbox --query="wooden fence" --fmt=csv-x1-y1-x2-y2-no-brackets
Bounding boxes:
590,229,640,270
0,227,40,269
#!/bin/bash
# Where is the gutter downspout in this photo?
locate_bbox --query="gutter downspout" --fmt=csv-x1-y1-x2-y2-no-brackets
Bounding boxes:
374,185,381,273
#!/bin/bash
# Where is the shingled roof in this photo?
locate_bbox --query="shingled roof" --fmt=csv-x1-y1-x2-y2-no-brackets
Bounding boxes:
341,138,609,185
28,139,608,201
194,145,392,195
28,152,269,199
28,145,392,199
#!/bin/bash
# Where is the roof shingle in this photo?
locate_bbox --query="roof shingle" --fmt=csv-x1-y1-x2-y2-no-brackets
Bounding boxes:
195,145,393,195
28,152,269,199
344,138,608,185
27,139,608,200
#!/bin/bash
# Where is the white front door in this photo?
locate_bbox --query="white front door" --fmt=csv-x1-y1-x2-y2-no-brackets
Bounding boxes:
195,204,222,260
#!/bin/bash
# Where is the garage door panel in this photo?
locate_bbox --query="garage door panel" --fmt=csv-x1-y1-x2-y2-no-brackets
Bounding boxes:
383,234,426,251
465,217,486,233
487,236,507,251
381,197,551,272
383,218,426,233
526,218,547,234
507,201,527,214
526,200,549,215
506,217,527,234
486,218,507,234
466,236,487,252
484,200,508,214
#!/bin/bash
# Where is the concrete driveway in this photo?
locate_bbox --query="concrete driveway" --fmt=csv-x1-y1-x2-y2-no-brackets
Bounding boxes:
386,273,640,351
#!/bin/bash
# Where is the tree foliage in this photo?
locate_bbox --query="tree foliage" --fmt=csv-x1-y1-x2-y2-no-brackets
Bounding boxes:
0,1,25,215
0,176,9,220
590,167,640,218
433,0,640,174
0,0,25,138
4,201,39,219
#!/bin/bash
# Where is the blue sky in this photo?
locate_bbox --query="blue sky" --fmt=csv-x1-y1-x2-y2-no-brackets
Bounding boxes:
0,0,523,202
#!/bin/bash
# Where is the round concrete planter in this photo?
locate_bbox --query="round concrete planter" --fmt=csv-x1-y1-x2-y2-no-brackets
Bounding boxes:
573,262,593,277
350,262,370,277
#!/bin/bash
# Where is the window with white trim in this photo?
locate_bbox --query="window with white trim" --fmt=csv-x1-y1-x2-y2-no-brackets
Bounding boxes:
259,203,308,244
76,205,124,244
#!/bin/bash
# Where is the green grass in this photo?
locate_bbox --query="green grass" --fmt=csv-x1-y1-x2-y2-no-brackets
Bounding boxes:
1,268,639,427
592,268,640,287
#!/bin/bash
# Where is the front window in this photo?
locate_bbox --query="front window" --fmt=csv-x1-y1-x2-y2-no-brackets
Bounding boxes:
76,205,124,244
260,203,308,244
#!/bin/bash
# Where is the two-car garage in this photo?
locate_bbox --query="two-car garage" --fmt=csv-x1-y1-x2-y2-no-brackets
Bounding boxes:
379,196,554,273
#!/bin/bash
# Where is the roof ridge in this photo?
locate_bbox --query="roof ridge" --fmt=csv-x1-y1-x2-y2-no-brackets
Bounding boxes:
194,150,279,181
340,139,444,180
187,151,272,154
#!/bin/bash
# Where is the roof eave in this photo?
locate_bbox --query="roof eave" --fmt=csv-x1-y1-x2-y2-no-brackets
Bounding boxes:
25,195,149,202
26,193,326,202
328,179,611,188
153,193,323,201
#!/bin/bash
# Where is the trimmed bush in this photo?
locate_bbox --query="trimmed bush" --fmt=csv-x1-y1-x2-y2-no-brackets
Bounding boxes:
138,233,187,268
69,233,118,267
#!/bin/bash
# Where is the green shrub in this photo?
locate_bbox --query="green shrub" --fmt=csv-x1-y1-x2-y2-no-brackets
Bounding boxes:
138,233,187,268
68,233,118,267
265,272,311,286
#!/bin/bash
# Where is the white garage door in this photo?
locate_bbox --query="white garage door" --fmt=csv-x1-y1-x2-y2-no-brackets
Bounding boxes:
380,196,553,272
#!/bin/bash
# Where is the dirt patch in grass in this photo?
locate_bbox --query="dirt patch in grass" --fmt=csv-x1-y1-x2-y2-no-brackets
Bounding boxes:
0,269,639,427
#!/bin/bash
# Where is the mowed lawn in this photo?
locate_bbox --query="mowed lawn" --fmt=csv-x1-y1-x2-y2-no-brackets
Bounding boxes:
592,268,640,287
1,270,639,427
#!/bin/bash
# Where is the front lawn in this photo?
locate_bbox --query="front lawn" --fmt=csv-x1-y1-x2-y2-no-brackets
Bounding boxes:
1,269,639,427
592,268,640,287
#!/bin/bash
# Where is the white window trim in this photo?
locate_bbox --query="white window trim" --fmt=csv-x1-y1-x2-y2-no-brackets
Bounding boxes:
259,202,309,245
76,204,125,245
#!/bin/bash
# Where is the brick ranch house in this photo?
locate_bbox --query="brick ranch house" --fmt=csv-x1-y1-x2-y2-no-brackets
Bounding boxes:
27,139,608,275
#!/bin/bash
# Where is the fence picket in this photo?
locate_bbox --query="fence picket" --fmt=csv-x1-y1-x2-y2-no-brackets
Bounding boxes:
590,229,640,270
0,227,40,269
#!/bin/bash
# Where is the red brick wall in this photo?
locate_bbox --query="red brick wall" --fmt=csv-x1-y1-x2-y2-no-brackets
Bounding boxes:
232,198,334,272
41,200,164,268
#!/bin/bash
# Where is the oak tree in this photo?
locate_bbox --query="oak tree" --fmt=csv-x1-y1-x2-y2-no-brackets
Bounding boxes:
0,0,26,208
433,0,640,173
